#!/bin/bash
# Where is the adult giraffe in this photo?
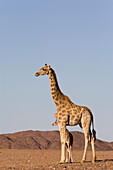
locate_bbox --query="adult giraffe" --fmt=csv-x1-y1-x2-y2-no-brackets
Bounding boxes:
35,64,96,163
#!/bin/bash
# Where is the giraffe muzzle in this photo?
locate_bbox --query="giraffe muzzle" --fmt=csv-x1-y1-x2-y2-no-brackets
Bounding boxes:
35,72,39,77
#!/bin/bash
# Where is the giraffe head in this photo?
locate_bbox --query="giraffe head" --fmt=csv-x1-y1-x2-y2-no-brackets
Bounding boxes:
35,64,51,77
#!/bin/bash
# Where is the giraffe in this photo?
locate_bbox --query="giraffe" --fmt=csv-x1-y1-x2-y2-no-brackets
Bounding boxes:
52,120,73,163
35,64,96,163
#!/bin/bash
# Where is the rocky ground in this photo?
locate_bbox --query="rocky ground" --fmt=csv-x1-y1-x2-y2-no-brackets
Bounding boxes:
0,150,113,169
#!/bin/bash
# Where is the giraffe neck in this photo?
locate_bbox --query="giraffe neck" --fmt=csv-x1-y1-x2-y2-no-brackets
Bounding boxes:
48,68,64,106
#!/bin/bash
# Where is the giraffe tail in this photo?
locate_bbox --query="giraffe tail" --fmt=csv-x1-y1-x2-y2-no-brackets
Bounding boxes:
91,112,96,141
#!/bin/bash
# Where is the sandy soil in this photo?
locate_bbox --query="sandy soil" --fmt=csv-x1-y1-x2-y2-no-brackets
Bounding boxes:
0,149,113,170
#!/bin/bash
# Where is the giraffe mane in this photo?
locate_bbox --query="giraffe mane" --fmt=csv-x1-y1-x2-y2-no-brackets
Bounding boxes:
50,68,64,95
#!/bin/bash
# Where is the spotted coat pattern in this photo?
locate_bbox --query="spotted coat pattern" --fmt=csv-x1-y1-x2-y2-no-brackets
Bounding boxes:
35,64,96,163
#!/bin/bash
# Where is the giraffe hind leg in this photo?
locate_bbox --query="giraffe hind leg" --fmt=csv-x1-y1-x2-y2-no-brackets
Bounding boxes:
69,147,73,163
81,132,89,163
66,147,69,163
91,134,96,163
80,121,90,162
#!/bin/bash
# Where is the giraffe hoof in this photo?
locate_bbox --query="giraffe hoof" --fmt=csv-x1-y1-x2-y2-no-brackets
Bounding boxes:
92,156,96,163
59,160,65,164
69,158,73,163
92,160,96,163
81,159,85,163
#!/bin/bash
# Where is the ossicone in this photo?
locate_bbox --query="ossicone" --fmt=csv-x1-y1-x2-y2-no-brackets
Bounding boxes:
49,65,51,69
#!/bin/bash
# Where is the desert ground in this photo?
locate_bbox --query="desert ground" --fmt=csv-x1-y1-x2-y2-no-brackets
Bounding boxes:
0,150,113,170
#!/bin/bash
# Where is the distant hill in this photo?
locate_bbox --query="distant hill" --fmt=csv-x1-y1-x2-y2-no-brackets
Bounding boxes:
0,130,113,151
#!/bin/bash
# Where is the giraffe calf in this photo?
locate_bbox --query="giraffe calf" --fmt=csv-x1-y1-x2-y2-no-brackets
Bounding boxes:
52,120,73,163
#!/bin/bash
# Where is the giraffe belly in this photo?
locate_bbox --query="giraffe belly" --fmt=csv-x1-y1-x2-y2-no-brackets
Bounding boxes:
69,114,81,126
68,121,79,126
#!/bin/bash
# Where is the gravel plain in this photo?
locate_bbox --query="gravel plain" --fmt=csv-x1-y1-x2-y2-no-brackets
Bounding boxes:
0,150,113,169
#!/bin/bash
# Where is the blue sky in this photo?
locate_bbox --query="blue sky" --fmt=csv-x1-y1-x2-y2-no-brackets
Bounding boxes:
0,0,113,142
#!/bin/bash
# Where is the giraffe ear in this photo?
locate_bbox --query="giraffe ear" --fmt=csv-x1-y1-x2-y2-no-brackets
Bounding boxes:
49,65,51,69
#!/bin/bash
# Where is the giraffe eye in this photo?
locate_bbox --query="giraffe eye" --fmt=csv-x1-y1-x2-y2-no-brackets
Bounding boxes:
43,69,46,71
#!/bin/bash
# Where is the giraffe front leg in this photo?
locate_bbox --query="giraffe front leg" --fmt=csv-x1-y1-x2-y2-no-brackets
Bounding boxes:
52,111,58,126
58,123,66,163
52,120,58,126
